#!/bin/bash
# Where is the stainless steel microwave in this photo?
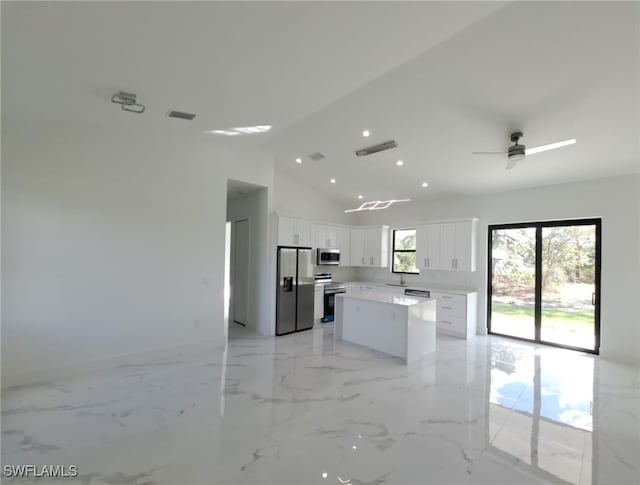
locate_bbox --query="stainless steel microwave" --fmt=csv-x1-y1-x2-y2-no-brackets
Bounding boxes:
317,248,340,266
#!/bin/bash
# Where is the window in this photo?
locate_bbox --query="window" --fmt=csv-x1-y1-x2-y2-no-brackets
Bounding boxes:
392,229,418,274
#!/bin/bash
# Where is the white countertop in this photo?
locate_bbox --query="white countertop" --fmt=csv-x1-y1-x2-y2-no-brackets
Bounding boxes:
337,291,434,307
345,281,476,296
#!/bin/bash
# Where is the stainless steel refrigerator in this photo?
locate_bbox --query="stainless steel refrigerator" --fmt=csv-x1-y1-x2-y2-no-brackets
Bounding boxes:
276,246,314,335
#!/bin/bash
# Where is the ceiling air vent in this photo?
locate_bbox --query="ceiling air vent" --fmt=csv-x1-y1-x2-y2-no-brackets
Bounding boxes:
167,110,196,120
355,140,398,157
309,152,326,161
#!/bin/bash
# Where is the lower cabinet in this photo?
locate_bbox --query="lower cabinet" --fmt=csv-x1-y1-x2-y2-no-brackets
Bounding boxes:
430,291,477,339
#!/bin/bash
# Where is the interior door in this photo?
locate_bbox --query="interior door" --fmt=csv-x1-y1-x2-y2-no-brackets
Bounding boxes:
488,219,600,353
232,219,249,326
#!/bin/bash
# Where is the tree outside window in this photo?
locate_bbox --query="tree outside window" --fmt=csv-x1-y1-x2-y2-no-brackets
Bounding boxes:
392,229,418,274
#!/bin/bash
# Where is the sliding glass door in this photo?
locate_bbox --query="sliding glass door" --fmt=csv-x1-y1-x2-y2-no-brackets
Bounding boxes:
488,219,600,353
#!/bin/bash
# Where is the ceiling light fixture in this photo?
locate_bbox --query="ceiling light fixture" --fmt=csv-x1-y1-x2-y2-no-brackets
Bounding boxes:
357,195,363,199
362,130,370,137
344,199,411,213
330,178,336,184
111,91,145,114
396,160,404,166
421,182,429,187
295,158,302,164
205,125,271,136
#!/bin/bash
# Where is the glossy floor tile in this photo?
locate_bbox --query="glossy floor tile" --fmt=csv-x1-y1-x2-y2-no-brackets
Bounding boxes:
2,324,639,484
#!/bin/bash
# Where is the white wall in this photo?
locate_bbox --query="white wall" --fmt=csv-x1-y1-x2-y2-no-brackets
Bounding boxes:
273,169,356,225
354,175,640,366
2,121,274,385
226,188,270,335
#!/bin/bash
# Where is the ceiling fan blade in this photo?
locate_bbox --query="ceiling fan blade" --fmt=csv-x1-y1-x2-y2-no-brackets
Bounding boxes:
471,151,506,155
525,138,576,156
505,158,519,170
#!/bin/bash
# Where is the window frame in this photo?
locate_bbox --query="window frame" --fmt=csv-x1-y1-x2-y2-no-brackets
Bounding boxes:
391,228,419,274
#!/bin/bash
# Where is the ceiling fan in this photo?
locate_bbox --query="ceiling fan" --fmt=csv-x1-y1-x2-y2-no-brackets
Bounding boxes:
472,132,577,170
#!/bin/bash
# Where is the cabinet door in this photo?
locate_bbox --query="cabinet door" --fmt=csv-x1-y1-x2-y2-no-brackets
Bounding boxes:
416,224,441,270
296,219,311,246
326,226,338,248
314,225,327,249
278,216,296,245
454,221,475,271
364,228,379,266
440,223,456,270
415,225,428,270
337,227,351,266
365,226,388,267
425,224,442,270
350,228,365,267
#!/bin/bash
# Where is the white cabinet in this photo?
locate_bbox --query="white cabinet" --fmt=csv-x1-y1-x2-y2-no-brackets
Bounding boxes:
313,224,338,248
417,219,476,272
350,228,366,267
430,291,477,339
336,227,351,266
277,216,311,246
416,223,441,271
350,226,389,267
314,285,324,321
439,221,476,271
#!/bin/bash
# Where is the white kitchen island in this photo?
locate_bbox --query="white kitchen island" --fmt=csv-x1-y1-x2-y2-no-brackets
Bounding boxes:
335,291,437,364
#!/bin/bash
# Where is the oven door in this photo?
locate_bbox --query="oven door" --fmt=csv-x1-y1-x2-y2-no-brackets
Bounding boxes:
322,289,345,322
317,248,340,266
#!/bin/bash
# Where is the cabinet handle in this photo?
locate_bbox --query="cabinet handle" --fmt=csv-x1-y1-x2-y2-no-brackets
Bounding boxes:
424,258,427,268
454,258,458,269
442,295,452,299
427,257,430,268
442,320,452,325
451,259,454,269
442,306,452,310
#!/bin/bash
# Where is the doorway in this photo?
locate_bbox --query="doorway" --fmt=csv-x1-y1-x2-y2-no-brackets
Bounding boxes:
488,219,601,353
232,219,249,326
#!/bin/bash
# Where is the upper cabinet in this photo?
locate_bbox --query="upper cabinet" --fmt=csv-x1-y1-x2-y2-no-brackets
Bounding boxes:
417,219,476,272
350,225,389,267
277,216,311,246
415,223,441,271
313,224,338,249
336,226,351,267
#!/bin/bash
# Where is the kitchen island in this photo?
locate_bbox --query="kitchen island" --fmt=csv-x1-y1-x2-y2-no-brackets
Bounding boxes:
335,291,437,364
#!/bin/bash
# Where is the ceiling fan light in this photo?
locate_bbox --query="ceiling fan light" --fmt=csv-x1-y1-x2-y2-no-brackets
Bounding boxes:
526,138,576,156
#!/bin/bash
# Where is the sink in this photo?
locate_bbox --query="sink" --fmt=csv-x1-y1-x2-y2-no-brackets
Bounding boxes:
386,283,408,287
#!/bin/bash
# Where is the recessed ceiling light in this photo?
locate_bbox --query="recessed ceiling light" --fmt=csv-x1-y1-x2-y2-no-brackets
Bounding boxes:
322,473,328,479
357,195,363,199
295,158,302,164
421,182,429,187
330,178,336,184
362,130,370,137
396,160,404,166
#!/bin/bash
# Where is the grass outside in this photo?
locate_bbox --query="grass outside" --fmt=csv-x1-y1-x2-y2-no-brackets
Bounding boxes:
492,302,593,326
491,302,595,349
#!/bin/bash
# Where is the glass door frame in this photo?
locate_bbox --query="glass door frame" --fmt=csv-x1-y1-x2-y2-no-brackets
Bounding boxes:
487,218,601,354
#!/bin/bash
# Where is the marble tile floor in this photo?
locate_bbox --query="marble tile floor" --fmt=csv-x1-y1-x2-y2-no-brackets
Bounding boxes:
2,323,639,485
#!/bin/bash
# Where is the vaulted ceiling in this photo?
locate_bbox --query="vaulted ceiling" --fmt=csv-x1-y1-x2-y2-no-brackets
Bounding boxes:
3,1,638,205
